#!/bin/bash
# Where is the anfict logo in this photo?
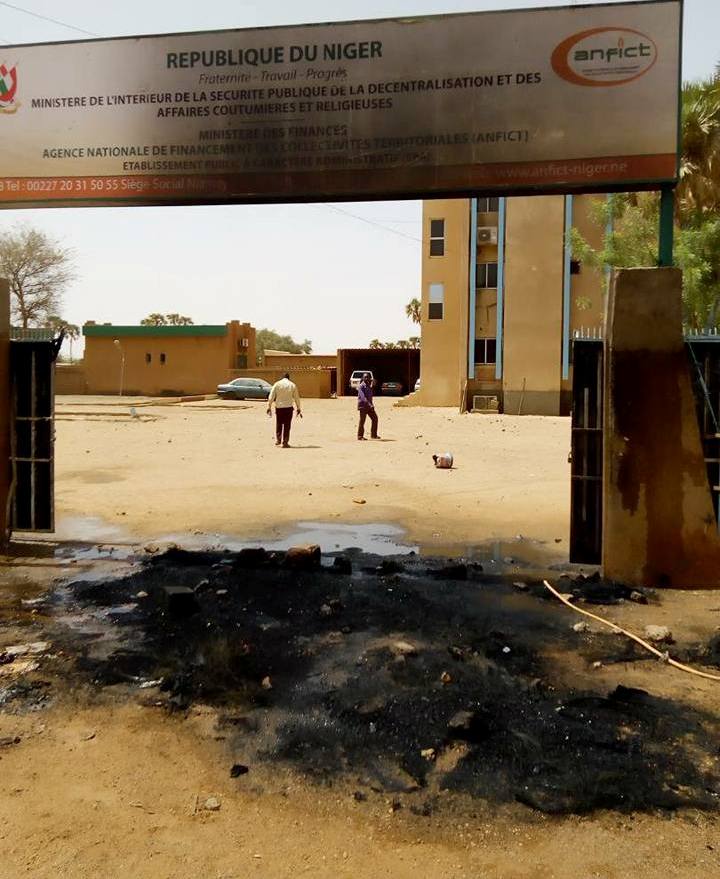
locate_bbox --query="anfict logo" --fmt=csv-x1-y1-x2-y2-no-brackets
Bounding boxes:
551,27,658,87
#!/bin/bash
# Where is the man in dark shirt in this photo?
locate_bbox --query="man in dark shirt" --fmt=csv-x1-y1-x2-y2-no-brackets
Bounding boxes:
357,373,379,440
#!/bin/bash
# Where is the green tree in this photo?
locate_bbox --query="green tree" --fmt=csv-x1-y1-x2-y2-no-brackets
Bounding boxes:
0,225,75,328
408,336,421,349
140,313,168,326
165,313,194,325
368,338,383,349
140,313,194,325
570,193,720,331
256,328,312,364
396,339,410,349
570,72,720,331
405,297,421,324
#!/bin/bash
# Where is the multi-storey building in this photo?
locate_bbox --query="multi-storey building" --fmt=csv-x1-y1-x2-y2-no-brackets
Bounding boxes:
414,195,605,415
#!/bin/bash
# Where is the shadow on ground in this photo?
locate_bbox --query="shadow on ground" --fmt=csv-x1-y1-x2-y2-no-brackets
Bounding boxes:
10,546,720,816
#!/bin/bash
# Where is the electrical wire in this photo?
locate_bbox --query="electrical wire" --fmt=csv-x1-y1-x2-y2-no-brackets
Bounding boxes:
0,1,99,38
543,579,720,682
318,203,421,243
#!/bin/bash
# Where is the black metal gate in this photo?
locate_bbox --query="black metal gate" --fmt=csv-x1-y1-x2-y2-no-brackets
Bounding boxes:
686,335,720,525
570,339,604,564
9,334,58,532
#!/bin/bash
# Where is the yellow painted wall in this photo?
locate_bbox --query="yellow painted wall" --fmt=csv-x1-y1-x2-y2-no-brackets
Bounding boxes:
85,334,229,396
418,199,470,406
230,368,333,399
84,322,256,396
56,363,87,395
558,195,607,402
569,195,606,333
502,196,565,415
264,353,337,370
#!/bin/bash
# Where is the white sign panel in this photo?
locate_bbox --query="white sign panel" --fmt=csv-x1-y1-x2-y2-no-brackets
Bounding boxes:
0,1,681,207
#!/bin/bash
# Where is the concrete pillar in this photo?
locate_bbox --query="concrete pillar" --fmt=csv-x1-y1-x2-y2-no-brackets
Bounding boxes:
0,278,10,548
603,267,720,588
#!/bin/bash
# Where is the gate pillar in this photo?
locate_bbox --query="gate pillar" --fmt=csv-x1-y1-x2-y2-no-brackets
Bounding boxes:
603,268,720,588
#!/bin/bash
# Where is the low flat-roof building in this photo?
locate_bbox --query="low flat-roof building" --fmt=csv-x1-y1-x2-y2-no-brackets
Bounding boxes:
82,320,256,396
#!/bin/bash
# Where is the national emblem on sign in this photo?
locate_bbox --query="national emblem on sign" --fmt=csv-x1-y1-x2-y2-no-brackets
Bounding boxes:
0,63,19,114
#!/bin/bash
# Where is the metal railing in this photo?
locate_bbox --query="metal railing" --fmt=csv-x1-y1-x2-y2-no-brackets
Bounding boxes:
10,327,57,342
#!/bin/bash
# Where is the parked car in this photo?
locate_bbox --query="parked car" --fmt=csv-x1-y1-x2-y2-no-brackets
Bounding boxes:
217,378,272,400
414,377,421,392
380,380,404,396
349,369,374,393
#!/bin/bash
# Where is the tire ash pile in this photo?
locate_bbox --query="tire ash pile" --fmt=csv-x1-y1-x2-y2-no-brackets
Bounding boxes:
37,547,720,815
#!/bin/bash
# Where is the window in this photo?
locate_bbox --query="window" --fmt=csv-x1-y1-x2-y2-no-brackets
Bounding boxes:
429,219,445,256
570,259,581,275
477,262,498,288
160,352,166,365
474,338,497,364
477,197,499,213
145,353,152,364
428,283,444,320
236,354,248,369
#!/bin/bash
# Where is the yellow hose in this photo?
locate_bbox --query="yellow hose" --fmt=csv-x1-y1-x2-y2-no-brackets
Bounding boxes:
542,579,720,683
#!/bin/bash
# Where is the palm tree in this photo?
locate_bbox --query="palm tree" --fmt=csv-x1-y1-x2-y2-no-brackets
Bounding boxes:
368,339,383,349
64,323,80,361
405,298,421,324
46,315,81,361
396,339,410,349
678,74,720,220
408,336,421,349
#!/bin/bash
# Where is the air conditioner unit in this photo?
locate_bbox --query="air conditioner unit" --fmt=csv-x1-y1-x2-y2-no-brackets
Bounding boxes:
477,226,498,245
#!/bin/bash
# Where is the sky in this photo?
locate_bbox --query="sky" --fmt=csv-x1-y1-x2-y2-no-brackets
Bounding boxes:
0,0,718,355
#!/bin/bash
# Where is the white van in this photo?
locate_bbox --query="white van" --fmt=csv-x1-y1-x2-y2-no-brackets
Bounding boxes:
349,370,374,393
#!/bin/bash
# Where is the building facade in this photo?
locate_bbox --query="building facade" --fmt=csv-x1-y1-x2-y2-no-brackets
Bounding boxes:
415,195,605,414
82,320,256,396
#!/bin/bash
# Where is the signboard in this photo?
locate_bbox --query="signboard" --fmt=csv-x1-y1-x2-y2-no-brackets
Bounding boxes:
0,0,681,208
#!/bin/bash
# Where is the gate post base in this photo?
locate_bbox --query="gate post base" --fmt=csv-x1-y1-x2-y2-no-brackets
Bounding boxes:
603,267,720,588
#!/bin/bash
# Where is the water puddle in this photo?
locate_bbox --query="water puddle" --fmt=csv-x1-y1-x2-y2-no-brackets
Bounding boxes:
151,522,573,572
158,521,417,557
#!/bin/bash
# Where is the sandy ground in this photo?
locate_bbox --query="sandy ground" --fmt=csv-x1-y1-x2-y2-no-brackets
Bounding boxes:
3,397,719,878
54,396,571,549
1,701,718,879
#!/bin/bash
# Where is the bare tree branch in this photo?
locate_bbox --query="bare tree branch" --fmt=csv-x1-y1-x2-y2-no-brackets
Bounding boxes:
0,224,75,328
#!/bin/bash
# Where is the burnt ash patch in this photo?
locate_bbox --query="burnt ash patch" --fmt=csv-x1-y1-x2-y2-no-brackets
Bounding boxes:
36,548,720,815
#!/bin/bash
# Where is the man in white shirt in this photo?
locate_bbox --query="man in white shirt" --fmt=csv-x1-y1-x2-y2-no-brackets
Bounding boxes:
267,373,302,447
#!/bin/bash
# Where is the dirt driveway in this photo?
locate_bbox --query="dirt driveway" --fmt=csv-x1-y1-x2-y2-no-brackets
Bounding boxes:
54,396,571,549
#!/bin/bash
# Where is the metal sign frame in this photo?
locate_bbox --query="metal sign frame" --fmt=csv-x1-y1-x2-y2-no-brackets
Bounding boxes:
0,0,683,208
